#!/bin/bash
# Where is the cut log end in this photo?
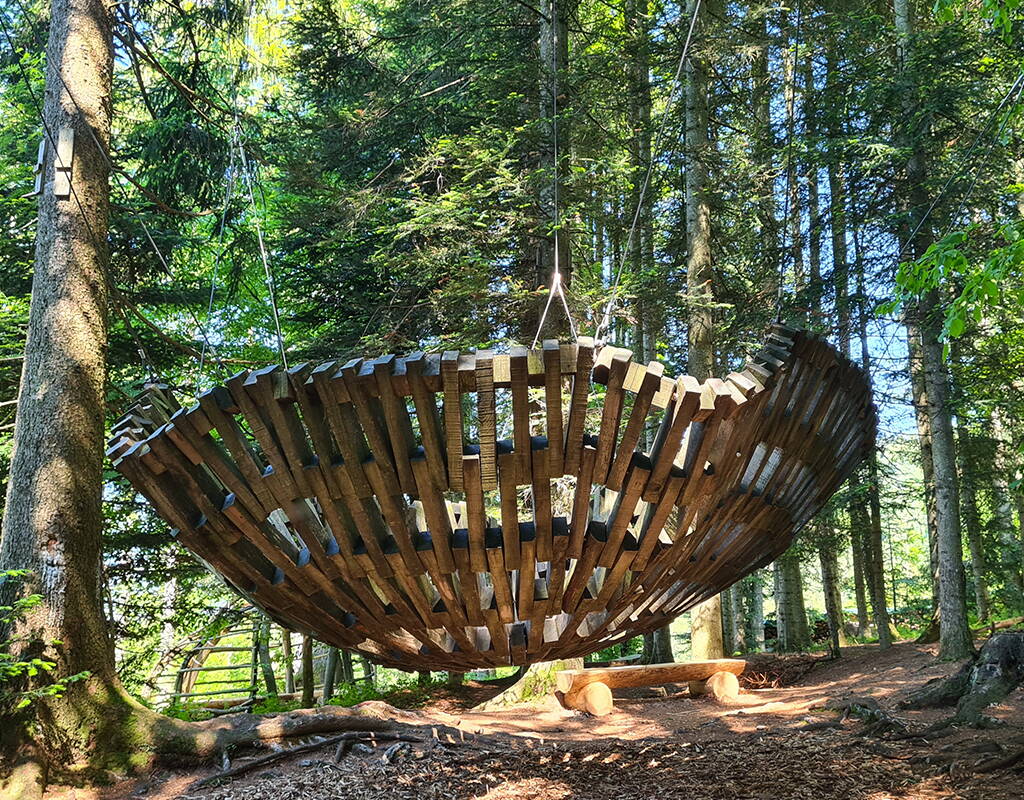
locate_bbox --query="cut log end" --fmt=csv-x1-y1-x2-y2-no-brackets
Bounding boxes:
563,681,614,716
689,671,740,703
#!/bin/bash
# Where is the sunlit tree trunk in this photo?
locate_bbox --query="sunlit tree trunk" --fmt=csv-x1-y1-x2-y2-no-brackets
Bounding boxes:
0,0,132,783
894,0,972,659
684,0,723,659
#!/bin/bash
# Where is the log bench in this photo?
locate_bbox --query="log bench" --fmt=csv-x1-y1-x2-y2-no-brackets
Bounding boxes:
555,658,746,716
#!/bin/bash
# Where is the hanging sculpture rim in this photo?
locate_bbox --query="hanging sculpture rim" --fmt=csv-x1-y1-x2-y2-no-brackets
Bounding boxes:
108,323,876,671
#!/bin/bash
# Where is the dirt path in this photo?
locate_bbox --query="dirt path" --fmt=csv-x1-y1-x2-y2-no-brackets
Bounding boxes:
46,642,1024,800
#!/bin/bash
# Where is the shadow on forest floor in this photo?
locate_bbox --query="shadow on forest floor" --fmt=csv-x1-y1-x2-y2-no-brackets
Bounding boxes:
44,641,1024,800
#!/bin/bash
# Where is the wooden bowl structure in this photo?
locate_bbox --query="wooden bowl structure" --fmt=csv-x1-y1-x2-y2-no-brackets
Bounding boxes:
108,324,875,671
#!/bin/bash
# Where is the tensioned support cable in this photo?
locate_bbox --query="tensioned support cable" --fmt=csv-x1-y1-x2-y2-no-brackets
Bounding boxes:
197,138,239,387
236,130,289,369
594,0,702,346
531,0,578,348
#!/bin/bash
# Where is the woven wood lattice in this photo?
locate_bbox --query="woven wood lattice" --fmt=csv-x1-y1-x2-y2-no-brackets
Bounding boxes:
108,324,875,671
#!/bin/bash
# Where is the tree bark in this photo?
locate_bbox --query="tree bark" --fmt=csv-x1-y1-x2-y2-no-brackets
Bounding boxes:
535,0,572,295
850,525,871,636
854,258,893,648
917,298,973,659
818,541,847,656
721,587,738,656
0,0,140,780
340,648,355,684
642,625,674,664
281,628,296,694
958,435,992,622
906,320,941,621
684,0,722,657
988,409,1024,608
894,0,972,659
691,596,724,660
774,550,809,652
257,619,278,698
300,635,315,708
741,572,764,652
323,647,339,703
473,658,583,710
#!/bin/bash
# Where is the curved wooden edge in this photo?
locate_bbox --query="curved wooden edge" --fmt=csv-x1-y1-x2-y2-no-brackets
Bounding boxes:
105,324,876,671
555,658,746,694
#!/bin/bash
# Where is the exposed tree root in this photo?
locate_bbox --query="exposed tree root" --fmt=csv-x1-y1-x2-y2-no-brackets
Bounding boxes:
0,695,470,800
0,742,46,800
902,632,1023,734
197,731,427,786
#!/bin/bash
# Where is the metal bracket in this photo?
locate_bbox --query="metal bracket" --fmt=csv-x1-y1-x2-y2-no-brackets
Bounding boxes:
24,138,47,198
54,127,74,199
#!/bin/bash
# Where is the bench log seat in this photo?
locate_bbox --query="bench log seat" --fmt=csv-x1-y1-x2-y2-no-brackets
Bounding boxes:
556,658,746,715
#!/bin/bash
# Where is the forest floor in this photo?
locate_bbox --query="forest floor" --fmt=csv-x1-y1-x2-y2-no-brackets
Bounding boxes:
45,640,1024,800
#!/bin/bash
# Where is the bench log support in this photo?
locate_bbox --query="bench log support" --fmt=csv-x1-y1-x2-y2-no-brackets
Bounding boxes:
556,658,745,715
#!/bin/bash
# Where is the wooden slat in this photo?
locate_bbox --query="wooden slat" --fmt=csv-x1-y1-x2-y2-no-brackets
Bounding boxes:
592,348,632,485
563,337,594,473
510,345,531,483
542,339,564,477
476,350,498,490
441,351,464,491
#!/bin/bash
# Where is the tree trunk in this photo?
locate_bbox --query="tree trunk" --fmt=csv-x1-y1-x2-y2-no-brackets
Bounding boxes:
802,56,822,312
774,550,809,652
474,658,583,710
446,672,464,687
535,0,572,296
854,259,893,648
323,647,339,703
300,635,315,708
340,648,355,684
957,428,992,622
989,409,1024,608
818,541,847,656
907,320,941,621
684,0,722,657
850,525,871,636
865,454,894,648
0,0,136,780
642,625,674,664
741,572,764,652
257,619,278,698
281,628,296,694
691,596,724,660
721,587,738,656
917,298,973,659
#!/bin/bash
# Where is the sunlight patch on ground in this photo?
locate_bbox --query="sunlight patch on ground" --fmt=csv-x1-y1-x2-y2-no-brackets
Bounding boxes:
477,777,573,800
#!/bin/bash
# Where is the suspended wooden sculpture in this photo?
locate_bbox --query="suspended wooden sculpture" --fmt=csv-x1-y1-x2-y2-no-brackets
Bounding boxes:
108,323,875,670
